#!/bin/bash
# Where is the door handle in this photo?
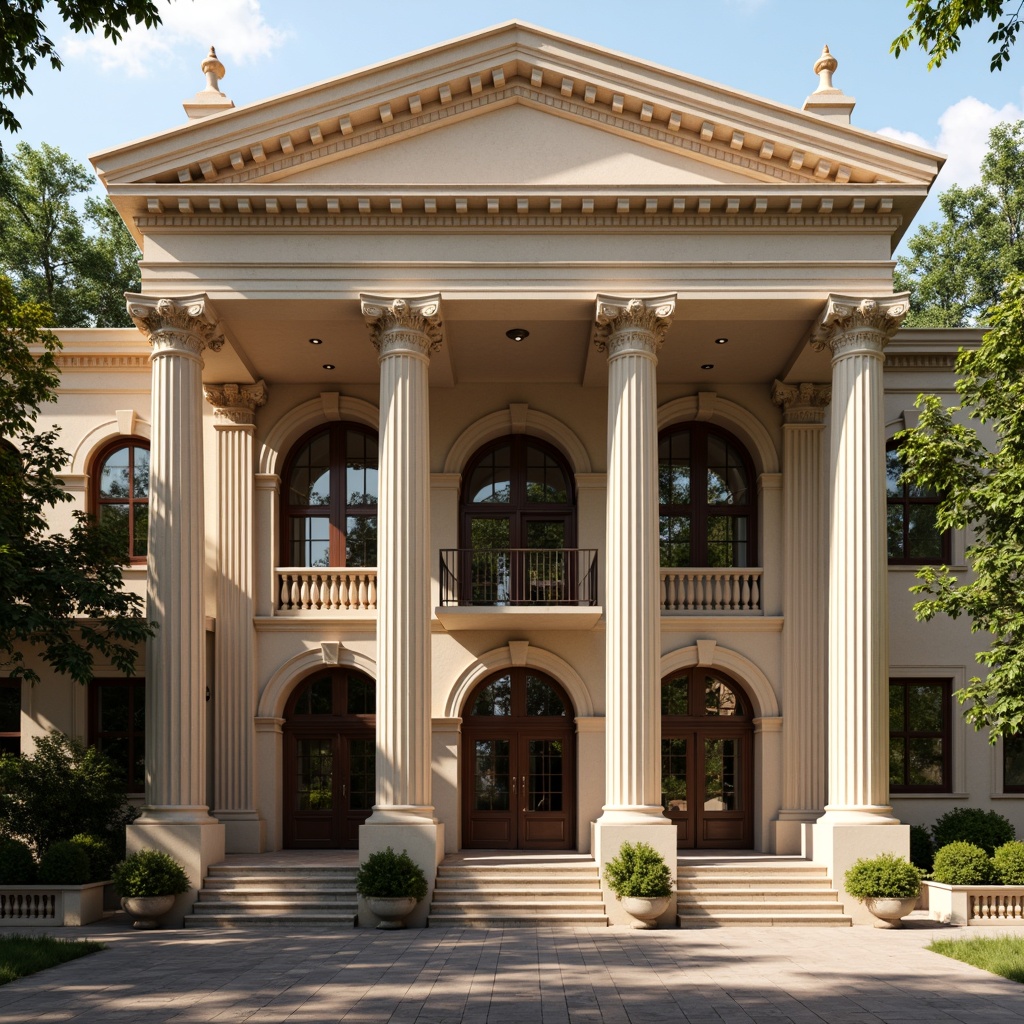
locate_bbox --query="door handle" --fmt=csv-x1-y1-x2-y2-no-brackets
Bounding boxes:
342,783,347,797
522,775,527,813
511,776,516,794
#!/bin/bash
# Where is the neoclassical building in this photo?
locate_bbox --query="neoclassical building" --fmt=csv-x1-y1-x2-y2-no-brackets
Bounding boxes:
11,23,1014,925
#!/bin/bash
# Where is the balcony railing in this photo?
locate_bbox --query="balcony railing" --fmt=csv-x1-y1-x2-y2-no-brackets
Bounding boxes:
660,568,763,613
276,568,377,613
440,548,598,607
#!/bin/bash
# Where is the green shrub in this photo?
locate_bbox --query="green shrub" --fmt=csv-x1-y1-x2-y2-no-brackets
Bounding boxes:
38,841,91,885
70,834,115,883
355,848,428,901
932,808,1015,856
0,733,138,857
0,838,36,885
932,841,995,885
844,853,921,901
993,841,1024,885
910,824,935,872
604,841,674,899
112,850,190,898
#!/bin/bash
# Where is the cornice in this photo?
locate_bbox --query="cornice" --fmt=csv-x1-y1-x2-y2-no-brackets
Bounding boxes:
52,354,151,370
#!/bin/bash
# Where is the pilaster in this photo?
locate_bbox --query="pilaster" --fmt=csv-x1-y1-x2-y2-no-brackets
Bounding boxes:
770,381,830,854
810,294,910,911
591,295,676,910
126,293,226,924
358,294,444,923
204,380,268,853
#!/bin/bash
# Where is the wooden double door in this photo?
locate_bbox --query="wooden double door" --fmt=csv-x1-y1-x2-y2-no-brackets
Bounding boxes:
462,669,575,849
661,669,754,849
283,670,376,849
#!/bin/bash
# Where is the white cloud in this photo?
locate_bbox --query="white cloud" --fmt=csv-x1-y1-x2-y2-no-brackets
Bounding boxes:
61,0,291,77
879,96,1024,190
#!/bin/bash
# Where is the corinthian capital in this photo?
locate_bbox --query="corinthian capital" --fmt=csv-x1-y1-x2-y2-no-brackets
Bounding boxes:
204,380,268,425
126,293,224,356
810,293,909,357
771,380,831,424
593,294,676,355
360,293,444,356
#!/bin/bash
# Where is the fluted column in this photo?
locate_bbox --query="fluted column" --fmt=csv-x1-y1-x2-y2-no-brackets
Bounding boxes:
812,296,907,823
594,295,676,818
204,380,268,854
360,295,442,821
127,295,221,819
771,380,830,854
125,293,226,925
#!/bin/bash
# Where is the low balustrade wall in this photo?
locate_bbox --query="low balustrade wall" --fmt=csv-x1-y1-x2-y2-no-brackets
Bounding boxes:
0,882,108,926
660,568,763,613
922,880,1024,925
276,568,378,613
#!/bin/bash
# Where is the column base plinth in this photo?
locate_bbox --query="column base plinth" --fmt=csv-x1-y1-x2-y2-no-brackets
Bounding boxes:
771,811,823,855
812,818,909,924
126,818,226,928
592,816,677,929
359,820,443,929
214,810,265,854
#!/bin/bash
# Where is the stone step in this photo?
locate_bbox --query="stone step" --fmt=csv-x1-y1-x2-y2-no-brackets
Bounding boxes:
679,911,851,928
190,900,357,915
681,900,844,914
197,889,357,903
184,910,357,928
432,888,603,901
677,888,840,903
678,867,828,880
427,911,609,927
206,869,357,881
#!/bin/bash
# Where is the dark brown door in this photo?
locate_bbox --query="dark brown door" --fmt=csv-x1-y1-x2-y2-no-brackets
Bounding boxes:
661,670,753,849
283,670,375,849
462,670,575,849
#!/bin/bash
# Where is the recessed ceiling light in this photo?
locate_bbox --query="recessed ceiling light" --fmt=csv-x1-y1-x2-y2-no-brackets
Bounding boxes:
505,327,530,342
714,337,729,345
701,363,714,370
309,337,323,345
322,363,336,370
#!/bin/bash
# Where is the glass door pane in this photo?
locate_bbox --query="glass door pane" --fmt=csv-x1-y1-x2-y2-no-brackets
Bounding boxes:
296,739,334,810
703,737,738,811
524,521,567,603
527,739,563,812
468,518,511,604
474,739,510,811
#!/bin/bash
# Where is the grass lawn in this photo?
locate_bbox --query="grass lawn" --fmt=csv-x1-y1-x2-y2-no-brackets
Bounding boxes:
929,935,1024,983
0,934,105,985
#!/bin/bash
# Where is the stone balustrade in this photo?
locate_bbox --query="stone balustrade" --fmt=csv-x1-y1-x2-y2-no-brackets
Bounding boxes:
659,568,763,613
276,568,378,613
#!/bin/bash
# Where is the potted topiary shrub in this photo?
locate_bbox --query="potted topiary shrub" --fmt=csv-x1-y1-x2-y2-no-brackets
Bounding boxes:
112,850,191,929
844,852,922,928
355,847,428,929
604,841,674,929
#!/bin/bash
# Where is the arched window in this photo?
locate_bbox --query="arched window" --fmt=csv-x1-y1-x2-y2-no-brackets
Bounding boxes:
457,436,577,604
886,440,949,564
659,423,756,567
91,439,150,563
281,424,378,567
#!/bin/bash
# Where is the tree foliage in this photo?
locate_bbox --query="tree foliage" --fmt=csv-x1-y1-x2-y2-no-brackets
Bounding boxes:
895,121,1024,327
897,273,1024,739
0,0,163,146
0,277,153,686
891,0,1022,70
0,142,140,327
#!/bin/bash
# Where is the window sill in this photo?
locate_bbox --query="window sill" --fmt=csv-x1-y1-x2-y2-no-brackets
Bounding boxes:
888,564,968,573
891,792,967,799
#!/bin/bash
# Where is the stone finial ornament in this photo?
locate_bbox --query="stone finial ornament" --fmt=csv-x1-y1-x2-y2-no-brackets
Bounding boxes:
812,44,838,93
802,43,855,124
183,45,235,121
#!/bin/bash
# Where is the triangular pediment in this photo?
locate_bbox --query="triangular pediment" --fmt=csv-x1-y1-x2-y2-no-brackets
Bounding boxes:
93,20,943,240
278,104,756,187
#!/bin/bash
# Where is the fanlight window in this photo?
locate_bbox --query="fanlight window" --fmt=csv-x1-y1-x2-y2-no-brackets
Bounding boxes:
468,671,568,718
92,439,150,563
659,424,755,568
661,671,746,718
283,424,378,567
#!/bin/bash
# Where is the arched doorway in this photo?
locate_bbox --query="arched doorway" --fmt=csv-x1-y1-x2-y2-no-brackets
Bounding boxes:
282,669,376,849
461,668,576,849
661,668,754,849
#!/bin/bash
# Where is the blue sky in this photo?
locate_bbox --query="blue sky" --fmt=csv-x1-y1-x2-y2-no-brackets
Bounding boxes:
10,0,1024,243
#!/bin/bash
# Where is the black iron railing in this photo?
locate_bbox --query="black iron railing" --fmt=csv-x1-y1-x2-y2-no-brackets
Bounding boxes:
439,548,598,607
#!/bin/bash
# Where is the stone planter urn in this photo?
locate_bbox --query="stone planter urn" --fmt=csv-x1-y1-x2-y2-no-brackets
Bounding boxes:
121,895,175,929
621,895,672,929
365,895,417,929
864,896,918,929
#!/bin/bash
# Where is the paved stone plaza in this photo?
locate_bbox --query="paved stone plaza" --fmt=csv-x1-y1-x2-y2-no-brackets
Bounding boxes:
3,920,1024,1023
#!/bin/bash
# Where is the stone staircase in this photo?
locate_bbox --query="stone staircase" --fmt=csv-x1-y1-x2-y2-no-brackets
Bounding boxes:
184,856,358,928
427,853,608,927
676,855,851,927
